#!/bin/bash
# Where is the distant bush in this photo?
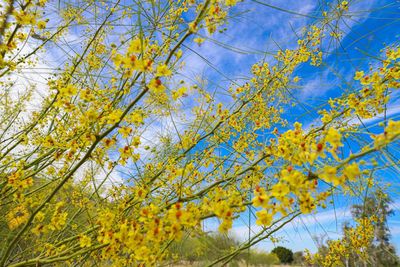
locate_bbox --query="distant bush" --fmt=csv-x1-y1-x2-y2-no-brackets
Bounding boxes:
271,246,294,264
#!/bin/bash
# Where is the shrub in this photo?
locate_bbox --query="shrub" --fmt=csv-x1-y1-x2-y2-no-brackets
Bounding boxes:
271,246,294,264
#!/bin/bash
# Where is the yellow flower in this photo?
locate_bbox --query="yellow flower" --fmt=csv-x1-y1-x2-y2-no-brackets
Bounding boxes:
7,205,30,230
194,37,205,45
37,20,47,30
218,219,233,233
14,11,36,25
341,1,349,11
320,166,343,186
49,202,68,231
354,71,364,80
225,0,237,6
175,49,183,59
84,108,98,122
156,64,172,77
171,86,188,101
59,84,77,97
128,38,142,54
35,211,45,222
282,169,305,188
188,22,198,33
386,120,400,139
271,182,290,199
37,0,47,6
119,145,133,159
299,193,315,214
103,138,116,148
148,78,166,93
106,109,123,124
325,128,342,149
255,210,273,226
79,234,92,248
343,162,361,181
252,194,269,208
112,53,124,69
31,224,44,236
127,110,144,125
118,126,132,138
132,136,141,147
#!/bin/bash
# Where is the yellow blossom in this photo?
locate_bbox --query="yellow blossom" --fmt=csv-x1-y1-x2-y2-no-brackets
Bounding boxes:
59,84,77,97
271,182,290,199
325,127,342,149
156,64,172,77
354,71,364,80
7,205,30,230
320,166,343,186
343,162,361,181
79,234,92,248
171,86,188,100
148,78,166,93
255,210,273,226
118,126,132,138
128,38,142,54
37,20,47,30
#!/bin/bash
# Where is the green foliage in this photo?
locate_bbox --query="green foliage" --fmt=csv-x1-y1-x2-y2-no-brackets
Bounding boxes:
169,233,241,264
246,250,280,266
271,246,294,264
169,233,282,266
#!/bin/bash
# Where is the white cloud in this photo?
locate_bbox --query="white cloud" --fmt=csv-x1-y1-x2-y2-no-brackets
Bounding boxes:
298,69,337,99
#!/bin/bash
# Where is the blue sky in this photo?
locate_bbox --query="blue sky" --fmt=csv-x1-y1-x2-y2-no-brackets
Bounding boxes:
184,0,400,253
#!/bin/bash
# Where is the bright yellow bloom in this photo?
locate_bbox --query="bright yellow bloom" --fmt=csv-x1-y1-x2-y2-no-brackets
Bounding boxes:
255,210,273,226
118,126,132,138
156,64,172,77
128,38,142,54
79,234,92,248
271,182,290,199
320,166,343,186
171,86,188,100
299,193,315,214
252,194,269,208
343,162,361,181
225,0,237,6
325,127,342,149
14,11,36,25
148,78,166,93
341,1,349,11
37,20,47,30
7,205,30,230
354,71,364,80
194,37,205,45
106,109,123,124
127,110,144,125
59,84,77,97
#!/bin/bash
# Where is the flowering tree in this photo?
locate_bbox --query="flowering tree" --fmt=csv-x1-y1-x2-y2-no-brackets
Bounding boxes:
0,0,399,266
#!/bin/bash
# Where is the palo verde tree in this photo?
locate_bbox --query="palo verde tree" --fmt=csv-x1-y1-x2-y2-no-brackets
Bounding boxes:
0,0,399,266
